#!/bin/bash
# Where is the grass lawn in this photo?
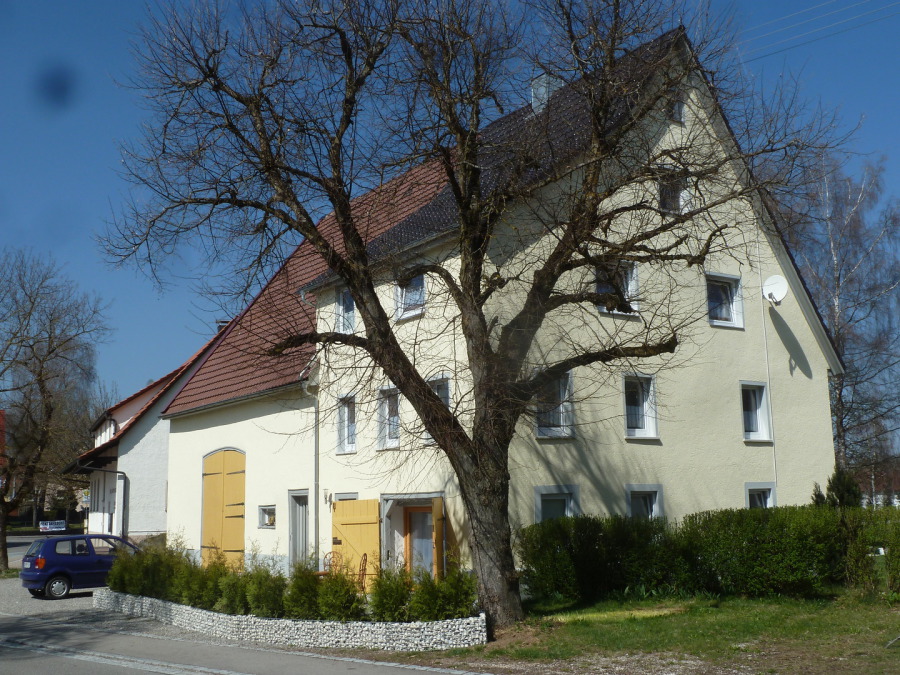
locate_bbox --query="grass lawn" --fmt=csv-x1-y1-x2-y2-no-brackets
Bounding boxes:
0,569,19,579
393,594,900,674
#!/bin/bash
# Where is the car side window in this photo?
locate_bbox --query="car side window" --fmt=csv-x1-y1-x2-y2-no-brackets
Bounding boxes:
54,540,73,555
74,540,90,555
90,537,116,555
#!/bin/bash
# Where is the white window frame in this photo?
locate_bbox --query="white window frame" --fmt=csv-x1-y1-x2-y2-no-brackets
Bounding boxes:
535,371,575,438
379,388,401,449
666,88,685,124
395,274,426,321
258,505,276,529
336,288,355,333
337,395,357,455
623,374,657,438
706,273,743,328
745,482,776,509
423,376,452,443
626,484,663,518
740,382,772,442
658,170,689,214
534,484,581,523
596,262,639,313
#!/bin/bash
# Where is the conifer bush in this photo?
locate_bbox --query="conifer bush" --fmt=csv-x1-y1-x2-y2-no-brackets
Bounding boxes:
284,559,321,619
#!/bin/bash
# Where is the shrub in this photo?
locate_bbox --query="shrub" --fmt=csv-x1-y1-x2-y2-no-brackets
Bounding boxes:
245,566,287,618
884,514,900,595
825,468,863,509
369,564,412,622
318,566,366,621
284,559,321,620
214,571,250,615
408,566,478,621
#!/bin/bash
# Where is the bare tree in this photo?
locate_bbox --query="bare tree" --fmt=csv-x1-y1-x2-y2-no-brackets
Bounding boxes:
107,0,838,626
0,250,109,571
786,156,900,472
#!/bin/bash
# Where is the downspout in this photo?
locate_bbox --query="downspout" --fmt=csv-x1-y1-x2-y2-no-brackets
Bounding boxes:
75,462,128,539
301,381,320,568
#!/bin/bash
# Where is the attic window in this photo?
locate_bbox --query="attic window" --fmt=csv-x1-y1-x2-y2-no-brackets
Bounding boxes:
667,90,684,123
658,172,688,214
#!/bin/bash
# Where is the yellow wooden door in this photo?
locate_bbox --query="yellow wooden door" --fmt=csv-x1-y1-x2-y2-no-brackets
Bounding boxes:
332,499,379,590
201,450,245,569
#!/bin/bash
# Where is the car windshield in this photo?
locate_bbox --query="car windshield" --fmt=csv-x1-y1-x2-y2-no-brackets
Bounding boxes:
25,541,44,556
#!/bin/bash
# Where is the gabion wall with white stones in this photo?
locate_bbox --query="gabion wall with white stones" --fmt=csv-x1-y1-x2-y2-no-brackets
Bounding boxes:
94,588,487,651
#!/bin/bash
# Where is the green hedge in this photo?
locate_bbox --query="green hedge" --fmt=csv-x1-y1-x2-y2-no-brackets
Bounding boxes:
517,506,898,604
107,547,477,622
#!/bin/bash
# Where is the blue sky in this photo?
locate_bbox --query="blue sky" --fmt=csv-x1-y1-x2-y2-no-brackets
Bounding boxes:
0,1,898,399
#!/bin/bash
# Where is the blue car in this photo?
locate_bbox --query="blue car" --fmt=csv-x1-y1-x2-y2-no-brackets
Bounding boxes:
20,534,138,599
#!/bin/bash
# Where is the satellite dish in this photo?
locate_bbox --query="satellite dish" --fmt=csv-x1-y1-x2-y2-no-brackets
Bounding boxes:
762,275,788,305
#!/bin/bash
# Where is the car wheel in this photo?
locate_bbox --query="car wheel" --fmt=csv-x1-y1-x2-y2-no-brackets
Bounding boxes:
27,589,44,598
44,576,71,599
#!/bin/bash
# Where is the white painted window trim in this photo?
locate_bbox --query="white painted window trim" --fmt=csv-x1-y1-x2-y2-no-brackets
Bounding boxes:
423,375,452,444
740,381,772,442
745,482,777,509
535,371,575,439
623,373,658,439
378,387,401,449
625,484,664,518
534,484,581,523
597,262,640,314
258,505,276,529
395,274,426,321
336,288,355,333
706,272,744,329
336,395,357,455
334,492,359,501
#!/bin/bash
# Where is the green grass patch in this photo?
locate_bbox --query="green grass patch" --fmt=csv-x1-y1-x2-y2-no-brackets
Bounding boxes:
466,594,900,673
1,569,20,579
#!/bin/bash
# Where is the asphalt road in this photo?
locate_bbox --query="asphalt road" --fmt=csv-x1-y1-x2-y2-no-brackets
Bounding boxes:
5,536,38,569
0,579,485,675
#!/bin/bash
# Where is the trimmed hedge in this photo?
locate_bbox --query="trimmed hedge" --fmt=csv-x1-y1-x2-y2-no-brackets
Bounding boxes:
107,546,477,622
518,506,899,603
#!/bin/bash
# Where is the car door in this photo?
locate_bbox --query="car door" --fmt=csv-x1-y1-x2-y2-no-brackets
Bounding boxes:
56,537,96,588
86,536,121,585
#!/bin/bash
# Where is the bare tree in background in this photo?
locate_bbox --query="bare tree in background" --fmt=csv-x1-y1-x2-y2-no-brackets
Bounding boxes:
0,249,109,571
786,156,900,474
107,0,839,626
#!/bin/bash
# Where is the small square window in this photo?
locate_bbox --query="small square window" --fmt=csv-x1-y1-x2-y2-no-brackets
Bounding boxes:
741,383,771,441
745,483,776,509
337,289,355,333
379,388,401,448
597,262,639,313
707,275,743,327
259,505,276,528
337,396,357,454
396,274,426,320
534,484,580,523
536,372,574,438
659,173,688,213
624,375,657,438
627,485,663,518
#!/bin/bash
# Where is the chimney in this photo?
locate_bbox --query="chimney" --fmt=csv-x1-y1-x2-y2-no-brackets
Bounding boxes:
531,73,562,113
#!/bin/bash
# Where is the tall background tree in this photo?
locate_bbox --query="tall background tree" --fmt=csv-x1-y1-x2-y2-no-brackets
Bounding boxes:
785,155,900,487
0,249,109,571
107,0,838,626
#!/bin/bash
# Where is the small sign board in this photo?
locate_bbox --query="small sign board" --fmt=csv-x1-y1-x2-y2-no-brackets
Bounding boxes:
39,520,66,532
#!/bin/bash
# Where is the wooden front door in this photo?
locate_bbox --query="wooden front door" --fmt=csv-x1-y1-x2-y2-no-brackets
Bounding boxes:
201,449,245,568
331,499,379,590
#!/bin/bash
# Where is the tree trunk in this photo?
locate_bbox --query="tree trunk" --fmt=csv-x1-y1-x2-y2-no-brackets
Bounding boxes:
455,450,524,632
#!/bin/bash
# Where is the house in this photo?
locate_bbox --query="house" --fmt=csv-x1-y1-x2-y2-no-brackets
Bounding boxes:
161,29,841,578
70,336,219,541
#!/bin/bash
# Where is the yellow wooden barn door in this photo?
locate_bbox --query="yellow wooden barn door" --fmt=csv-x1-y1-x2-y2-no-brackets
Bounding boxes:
331,499,379,590
201,449,246,569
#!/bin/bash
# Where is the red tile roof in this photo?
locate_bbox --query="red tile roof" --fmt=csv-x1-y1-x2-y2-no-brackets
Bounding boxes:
165,160,448,416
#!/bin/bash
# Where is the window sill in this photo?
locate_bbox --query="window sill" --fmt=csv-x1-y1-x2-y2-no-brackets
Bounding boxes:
336,448,357,456
395,308,425,322
536,430,575,440
377,443,402,451
598,308,641,318
257,525,275,530
625,434,661,443
743,437,773,445
708,320,744,330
